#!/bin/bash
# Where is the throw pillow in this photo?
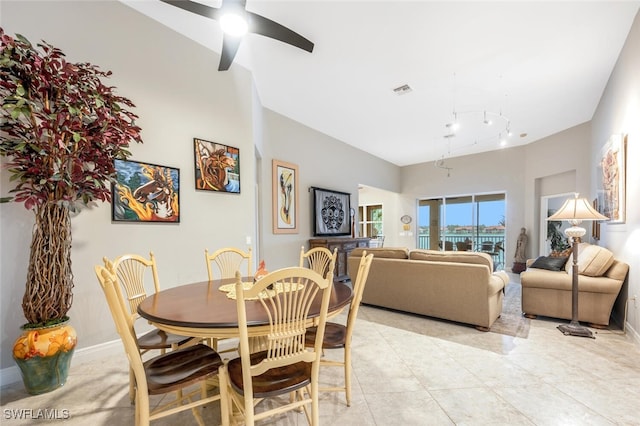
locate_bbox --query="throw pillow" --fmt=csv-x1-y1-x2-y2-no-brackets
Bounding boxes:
565,243,590,272
530,256,569,271
578,244,615,277
550,248,572,258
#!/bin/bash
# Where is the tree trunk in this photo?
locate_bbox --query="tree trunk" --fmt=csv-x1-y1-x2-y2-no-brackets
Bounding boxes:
22,203,74,325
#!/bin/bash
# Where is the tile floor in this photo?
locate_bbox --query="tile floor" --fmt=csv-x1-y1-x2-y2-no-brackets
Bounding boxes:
2,274,640,425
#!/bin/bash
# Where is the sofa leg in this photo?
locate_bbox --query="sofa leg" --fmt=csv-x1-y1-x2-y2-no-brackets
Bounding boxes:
588,323,608,329
475,326,490,332
523,313,537,319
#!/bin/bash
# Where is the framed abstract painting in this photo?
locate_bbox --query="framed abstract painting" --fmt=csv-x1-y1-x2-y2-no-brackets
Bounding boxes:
312,187,351,236
272,159,299,234
112,159,180,223
597,133,627,224
194,138,240,193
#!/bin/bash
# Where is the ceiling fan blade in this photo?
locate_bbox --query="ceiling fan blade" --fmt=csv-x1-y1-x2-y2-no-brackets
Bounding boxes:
218,34,243,71
247,12,314,53
159,0,221,21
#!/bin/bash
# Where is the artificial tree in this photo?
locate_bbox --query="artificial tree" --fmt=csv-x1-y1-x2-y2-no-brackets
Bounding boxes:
0,28,143,328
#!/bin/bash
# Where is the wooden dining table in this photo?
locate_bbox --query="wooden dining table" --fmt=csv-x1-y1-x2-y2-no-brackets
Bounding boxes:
137,277,353,339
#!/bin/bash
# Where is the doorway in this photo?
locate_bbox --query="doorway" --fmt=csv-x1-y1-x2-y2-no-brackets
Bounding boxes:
539,193,573,256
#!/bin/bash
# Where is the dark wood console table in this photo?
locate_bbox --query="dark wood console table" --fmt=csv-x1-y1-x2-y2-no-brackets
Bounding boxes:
309,237,370,282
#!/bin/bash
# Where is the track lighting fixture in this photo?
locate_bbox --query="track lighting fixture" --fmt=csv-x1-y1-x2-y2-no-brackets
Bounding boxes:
483,111,492,125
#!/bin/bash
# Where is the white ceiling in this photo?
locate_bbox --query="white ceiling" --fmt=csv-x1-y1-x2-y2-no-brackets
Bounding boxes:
122,1,639,166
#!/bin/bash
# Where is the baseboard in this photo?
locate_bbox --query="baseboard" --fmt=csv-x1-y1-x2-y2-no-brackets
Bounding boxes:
0,338,122,388
624,322,640,345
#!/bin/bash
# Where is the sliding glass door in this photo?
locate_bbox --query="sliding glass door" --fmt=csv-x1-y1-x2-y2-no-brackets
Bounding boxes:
418,193,506,268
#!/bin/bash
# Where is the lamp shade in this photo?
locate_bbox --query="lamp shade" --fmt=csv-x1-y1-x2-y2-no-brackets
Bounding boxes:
548,194,608,222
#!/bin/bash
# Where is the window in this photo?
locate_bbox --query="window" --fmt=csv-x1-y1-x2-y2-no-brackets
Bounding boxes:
418,193,506,268
358,204,383,238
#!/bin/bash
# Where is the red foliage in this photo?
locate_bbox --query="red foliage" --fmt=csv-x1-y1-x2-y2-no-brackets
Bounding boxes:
0,28,143,211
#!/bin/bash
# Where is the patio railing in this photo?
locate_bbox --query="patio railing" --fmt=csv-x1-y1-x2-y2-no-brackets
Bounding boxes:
417,233,506,269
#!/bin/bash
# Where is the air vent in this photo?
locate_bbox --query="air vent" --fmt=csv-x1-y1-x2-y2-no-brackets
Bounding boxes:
392,84,412,95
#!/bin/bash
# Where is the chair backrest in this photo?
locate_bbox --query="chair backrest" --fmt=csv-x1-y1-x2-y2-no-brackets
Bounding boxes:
105,252,160,318
444,241,454,251
205,247,252,281
234,267,332,403
345,252,374,341
455,241,469,251
95,265,149,395
481,241,494,252
299,246,337,279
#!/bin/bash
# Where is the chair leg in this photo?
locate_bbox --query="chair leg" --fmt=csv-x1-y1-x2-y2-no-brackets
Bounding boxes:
310,381,319,426
129,367,136,404
344,345,352,407
136,390,150,426
219,363,230,426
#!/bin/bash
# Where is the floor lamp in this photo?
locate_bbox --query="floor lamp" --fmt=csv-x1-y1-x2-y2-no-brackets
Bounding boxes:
547,193,608,338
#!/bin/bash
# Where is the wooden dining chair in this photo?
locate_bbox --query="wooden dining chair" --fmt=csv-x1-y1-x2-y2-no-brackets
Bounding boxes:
218,267,333,426
204,247,252,352
304,251,374,406
455,241,470,251
105,252,199,403
95,265,223,426
205,247,252,281
299,246,337,279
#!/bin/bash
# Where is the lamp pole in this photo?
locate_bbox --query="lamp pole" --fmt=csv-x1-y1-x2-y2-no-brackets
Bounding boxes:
547,194,608,338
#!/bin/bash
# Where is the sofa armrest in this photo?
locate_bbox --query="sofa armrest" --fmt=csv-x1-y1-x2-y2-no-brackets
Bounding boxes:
489,270,509,294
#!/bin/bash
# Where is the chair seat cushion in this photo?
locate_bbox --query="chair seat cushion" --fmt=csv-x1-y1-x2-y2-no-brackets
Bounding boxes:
227,351,311,398
145,344,222,395
305,322,346,349
137,328,193,350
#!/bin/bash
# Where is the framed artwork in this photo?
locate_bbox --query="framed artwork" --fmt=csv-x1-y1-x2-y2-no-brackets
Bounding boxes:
597,133,627,224
112,159,180,223
194,138,240,193
312,187,351,236
272,159,299,234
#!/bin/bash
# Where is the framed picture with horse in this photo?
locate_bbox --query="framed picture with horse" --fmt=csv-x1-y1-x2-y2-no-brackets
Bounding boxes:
272,159,299,234
112,159,180,223
193,138,240,193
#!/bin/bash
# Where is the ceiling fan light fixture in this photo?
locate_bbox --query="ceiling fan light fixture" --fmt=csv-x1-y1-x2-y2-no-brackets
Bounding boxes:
220,12,248,37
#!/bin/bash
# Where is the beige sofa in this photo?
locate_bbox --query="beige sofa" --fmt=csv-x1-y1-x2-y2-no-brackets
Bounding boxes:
347,247,509,330
520,243,629,326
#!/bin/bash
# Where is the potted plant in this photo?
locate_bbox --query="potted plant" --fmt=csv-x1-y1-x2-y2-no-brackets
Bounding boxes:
547,213,570,253
0,29,142,394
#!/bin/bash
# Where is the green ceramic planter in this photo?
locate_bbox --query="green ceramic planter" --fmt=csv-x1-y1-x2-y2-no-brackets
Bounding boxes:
12,321,77,395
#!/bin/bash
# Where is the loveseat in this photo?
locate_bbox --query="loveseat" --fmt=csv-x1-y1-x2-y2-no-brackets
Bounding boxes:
520,243,629,326
347,247,509,330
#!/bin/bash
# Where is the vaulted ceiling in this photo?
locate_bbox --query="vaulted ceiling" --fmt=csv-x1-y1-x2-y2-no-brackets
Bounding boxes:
122,1,639,166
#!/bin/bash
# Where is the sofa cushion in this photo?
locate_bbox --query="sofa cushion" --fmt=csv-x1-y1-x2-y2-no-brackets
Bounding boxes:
565,243,615,277
409,249,493,270
530,256,569,271
351,247,409,259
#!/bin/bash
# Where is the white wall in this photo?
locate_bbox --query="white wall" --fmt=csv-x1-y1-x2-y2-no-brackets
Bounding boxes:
0,1,401,377
258,109,401,270
523,123,592,257
2,0,638,384
0,1,256,371
591,10,640,339
401,144,527,262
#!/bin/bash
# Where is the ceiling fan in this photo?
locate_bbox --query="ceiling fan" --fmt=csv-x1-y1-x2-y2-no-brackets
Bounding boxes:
160,0,314,71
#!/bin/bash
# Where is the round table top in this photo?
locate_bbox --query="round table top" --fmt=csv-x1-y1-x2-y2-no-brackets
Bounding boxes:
137,278,353,330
